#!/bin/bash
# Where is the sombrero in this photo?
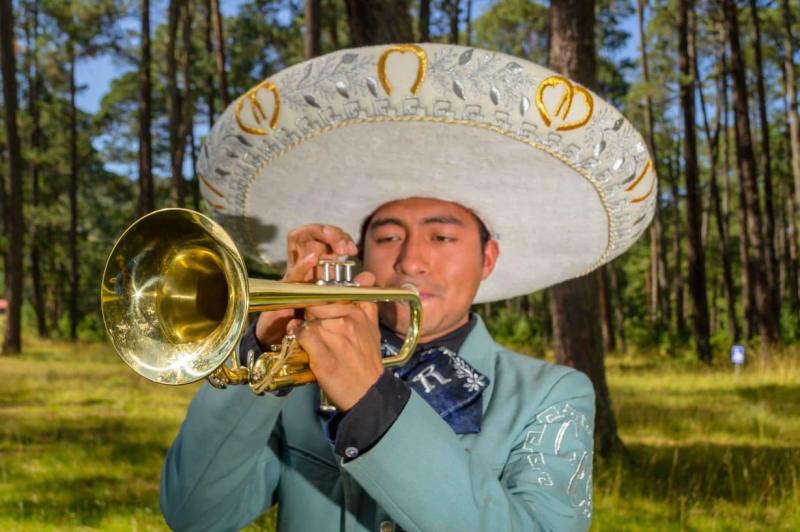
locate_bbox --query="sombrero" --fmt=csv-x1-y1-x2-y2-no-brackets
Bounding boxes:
196,43,656,303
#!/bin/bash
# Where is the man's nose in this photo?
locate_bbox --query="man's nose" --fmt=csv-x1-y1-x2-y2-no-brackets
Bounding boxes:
395,233,428,276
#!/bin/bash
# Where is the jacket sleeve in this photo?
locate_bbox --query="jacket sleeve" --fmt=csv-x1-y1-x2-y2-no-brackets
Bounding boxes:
342,369,595,532
160,324,289,531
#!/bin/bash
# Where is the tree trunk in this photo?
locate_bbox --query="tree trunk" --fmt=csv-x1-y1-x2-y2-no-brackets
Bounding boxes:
782,0,800,245
598,265,616,353
668,147,686,336
181,0,195,208
609,263,626,352
781,54,800,309
447,0,459,44
210,0,228,106
465,0,472,46
548,0,622,458
68,42,79,341
138,0,154,216
679,0,711,362
418,0,430,42
637,0,669,326
25,1,47,338
698,46,739,342
189,116,200,210
748,0,779,323
344,0,413,46
722,0,779,343
167,0,184,207
0,0,24,353
205,0,215,126
305,0,321,59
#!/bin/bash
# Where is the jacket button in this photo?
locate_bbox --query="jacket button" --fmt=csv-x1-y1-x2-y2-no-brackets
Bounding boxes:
345,446,359,458
379,521,395,532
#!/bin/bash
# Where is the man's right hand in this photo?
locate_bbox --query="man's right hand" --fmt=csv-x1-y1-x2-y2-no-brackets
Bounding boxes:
253,224,359,348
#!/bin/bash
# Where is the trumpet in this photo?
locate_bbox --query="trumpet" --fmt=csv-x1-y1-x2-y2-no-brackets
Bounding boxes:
100,208,422,394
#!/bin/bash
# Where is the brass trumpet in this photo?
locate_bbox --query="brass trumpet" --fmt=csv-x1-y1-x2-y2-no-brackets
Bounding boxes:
100,208,422,394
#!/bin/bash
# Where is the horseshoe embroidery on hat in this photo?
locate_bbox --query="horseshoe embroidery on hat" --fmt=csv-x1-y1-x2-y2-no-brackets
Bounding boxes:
198,173,225,211
377,44,428,96
235,80,281,135
625,160,656,204
535,75,594,131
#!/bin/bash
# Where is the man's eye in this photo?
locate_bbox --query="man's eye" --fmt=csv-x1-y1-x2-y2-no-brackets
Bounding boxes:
375,235,400,244
434,235,456,243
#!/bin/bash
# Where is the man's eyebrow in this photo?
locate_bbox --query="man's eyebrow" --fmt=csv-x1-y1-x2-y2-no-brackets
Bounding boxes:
422,215,465,226
368,214,466,230
369,217,404,230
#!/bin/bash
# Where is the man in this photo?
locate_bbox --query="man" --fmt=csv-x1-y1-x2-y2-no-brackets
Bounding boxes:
161,43,656,531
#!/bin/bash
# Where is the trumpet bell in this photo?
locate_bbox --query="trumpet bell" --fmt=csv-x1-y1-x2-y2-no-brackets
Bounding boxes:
101,209,249,385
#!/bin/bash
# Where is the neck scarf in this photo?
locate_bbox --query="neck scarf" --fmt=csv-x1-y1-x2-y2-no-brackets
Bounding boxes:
380,314,489,434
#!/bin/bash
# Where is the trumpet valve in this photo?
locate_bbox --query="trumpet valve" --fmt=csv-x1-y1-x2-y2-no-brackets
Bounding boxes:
316,259,358,286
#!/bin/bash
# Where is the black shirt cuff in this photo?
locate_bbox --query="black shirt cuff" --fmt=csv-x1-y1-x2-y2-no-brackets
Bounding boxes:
238,320,266,366
329,369,411,461
237,320,291,397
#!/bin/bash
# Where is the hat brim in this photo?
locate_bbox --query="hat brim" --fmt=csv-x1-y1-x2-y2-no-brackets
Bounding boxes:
197,43,655,302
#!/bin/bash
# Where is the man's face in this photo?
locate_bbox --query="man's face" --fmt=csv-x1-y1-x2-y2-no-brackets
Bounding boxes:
362,197,499,342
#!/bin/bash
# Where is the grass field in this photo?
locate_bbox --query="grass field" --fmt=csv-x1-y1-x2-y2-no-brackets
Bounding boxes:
1,336,798,531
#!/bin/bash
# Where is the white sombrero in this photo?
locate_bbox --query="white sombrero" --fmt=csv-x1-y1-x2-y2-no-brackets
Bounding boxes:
196,43,656,303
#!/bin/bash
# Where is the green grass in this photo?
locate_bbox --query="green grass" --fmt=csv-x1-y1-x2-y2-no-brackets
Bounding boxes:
1,336,798,531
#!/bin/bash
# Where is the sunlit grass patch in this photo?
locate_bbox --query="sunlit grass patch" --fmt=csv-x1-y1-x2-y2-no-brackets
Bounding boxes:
593,348,800,531
1,337,798,530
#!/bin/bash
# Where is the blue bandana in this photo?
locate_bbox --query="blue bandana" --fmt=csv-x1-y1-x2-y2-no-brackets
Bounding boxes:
381,341,489,434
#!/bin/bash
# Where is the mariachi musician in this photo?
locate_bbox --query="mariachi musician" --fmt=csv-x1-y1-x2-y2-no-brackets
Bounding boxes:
159,43,656,531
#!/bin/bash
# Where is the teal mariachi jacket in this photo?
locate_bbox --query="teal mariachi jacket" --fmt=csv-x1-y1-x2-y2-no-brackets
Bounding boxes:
160,317,596,531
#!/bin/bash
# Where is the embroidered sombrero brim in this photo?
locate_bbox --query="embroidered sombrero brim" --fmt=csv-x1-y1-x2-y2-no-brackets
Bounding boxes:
197,43,656,303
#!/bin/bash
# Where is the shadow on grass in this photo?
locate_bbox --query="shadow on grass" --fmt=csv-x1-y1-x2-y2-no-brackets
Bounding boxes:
1,413,177,527
597,441,800,505
614,382,800,441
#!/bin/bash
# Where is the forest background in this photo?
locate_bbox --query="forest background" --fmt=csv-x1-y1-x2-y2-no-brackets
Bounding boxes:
1,0,799,530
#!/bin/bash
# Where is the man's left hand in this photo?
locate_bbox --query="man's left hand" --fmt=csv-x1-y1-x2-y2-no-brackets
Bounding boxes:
289,272,384,411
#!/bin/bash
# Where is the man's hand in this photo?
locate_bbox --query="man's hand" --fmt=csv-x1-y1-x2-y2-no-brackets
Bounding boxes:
289,272,383,411
254,224,359,348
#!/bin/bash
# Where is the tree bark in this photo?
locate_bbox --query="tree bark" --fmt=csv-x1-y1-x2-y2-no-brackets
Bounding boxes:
0,0,24,353
678,0,711,362
138,0,154,216
722,0,779,343
748,0,779,323
305,0,321,59
68,42,79,341
548,0,622,457
344,0,413,46
210,0,228,106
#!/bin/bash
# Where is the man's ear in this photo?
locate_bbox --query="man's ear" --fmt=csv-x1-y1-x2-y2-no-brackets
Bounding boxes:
481,239,500,280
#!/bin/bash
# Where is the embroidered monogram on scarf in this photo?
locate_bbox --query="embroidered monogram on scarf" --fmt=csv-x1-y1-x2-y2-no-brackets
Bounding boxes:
382,342,489,434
